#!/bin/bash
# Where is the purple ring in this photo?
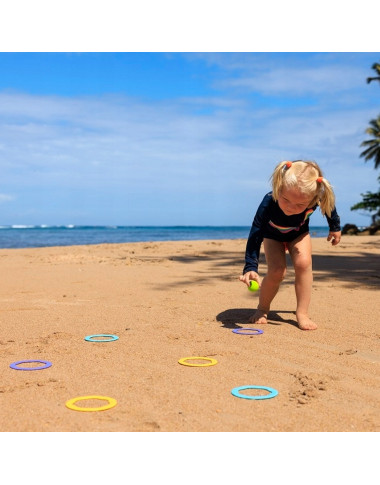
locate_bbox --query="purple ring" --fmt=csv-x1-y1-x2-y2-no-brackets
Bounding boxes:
9,360,52,371
232,328,263,335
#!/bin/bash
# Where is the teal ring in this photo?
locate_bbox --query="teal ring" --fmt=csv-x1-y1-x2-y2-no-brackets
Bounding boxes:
231,385,278,400
84,334,119,342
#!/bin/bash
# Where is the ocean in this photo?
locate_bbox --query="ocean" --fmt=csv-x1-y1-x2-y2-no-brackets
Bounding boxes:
0,225,331,249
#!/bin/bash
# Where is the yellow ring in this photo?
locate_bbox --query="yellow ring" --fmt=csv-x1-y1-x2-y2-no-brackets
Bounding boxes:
65,395,117,412
178,356,218,367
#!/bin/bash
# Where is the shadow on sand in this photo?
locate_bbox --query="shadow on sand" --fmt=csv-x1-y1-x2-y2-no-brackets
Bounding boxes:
162,243,380,290
216,308,298,329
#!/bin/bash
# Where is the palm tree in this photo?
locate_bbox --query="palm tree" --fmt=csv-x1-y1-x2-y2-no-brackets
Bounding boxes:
350,177,380,225
360,116,380,169
366,62,380,84
350,61,380,227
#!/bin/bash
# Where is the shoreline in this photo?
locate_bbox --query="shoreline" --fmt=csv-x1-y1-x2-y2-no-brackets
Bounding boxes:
0,232,377,253
1,236,379,431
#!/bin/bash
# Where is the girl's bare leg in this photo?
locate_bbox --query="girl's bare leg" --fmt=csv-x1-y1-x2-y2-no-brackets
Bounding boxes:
249,238,287,324
288,233,317,330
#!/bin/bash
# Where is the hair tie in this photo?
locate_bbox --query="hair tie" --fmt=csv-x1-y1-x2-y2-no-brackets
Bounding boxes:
316,177,323,183
285,161,292,168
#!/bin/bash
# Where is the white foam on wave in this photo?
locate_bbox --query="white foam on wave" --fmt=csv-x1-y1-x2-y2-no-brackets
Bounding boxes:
11,225,35,229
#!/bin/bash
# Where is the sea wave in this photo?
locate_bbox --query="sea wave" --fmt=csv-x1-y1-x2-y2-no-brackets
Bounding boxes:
0,224,85,229
0,225,128,230
0,225,332,249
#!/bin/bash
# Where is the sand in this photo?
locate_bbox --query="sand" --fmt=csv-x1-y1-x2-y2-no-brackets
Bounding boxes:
0,236,379,432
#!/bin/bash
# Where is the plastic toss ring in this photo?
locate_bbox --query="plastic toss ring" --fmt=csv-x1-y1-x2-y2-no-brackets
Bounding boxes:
231,385,278,400
178,356,218,367
9,360,52,371
65,395,117,412
84,334,119,342
232,328,263,335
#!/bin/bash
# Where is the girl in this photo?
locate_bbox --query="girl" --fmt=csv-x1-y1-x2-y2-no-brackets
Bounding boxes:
239,160,341,330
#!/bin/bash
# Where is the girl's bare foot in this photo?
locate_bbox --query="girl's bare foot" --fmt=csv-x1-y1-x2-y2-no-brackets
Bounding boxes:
248,309,268,324
296,312,318,330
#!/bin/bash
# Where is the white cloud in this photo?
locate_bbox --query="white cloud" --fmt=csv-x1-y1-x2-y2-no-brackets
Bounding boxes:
0,73,377,226
218,65,366,96
187,53,377,100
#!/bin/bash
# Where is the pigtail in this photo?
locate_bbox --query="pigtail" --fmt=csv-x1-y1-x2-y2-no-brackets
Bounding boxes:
271,161,292,201
269,159,337,218
317,177,335,217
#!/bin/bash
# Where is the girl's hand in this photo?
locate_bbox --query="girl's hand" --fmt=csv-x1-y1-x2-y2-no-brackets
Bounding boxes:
239,271,260,288
327,231,341,246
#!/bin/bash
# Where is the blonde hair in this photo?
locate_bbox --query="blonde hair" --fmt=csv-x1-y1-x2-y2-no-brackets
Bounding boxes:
271,160,336,217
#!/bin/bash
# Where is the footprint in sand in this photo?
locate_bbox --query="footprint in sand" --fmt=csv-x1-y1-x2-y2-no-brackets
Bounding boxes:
289,372,330,405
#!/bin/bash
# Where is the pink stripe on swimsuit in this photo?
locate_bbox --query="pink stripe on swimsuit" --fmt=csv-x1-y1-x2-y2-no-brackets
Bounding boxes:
269,208,314,234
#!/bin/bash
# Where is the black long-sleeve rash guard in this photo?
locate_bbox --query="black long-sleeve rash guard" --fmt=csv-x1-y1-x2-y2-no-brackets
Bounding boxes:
243,192,341,274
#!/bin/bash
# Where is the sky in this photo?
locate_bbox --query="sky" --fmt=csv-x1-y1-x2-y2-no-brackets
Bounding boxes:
0,51,379,228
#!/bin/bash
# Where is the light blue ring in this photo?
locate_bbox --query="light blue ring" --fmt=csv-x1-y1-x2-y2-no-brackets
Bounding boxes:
84,334,119,342
231,385,278,400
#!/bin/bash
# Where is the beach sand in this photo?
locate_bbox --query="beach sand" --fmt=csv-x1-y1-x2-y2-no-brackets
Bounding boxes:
0,236,379,432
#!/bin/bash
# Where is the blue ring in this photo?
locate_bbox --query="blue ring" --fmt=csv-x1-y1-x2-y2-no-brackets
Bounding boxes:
232,328,263,335
84,334,119,342
231,385,278,400
10,360,52,371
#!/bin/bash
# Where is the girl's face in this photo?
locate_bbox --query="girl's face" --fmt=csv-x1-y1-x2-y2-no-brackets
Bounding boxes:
278,187,312,216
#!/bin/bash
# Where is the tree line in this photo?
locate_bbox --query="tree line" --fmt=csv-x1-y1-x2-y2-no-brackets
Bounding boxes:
349,62,380,231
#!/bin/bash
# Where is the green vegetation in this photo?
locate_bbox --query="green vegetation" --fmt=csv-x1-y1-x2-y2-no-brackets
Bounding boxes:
350,62,380,227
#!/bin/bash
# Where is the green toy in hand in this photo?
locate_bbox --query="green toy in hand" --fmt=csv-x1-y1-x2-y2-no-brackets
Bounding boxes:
248,280,259,292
